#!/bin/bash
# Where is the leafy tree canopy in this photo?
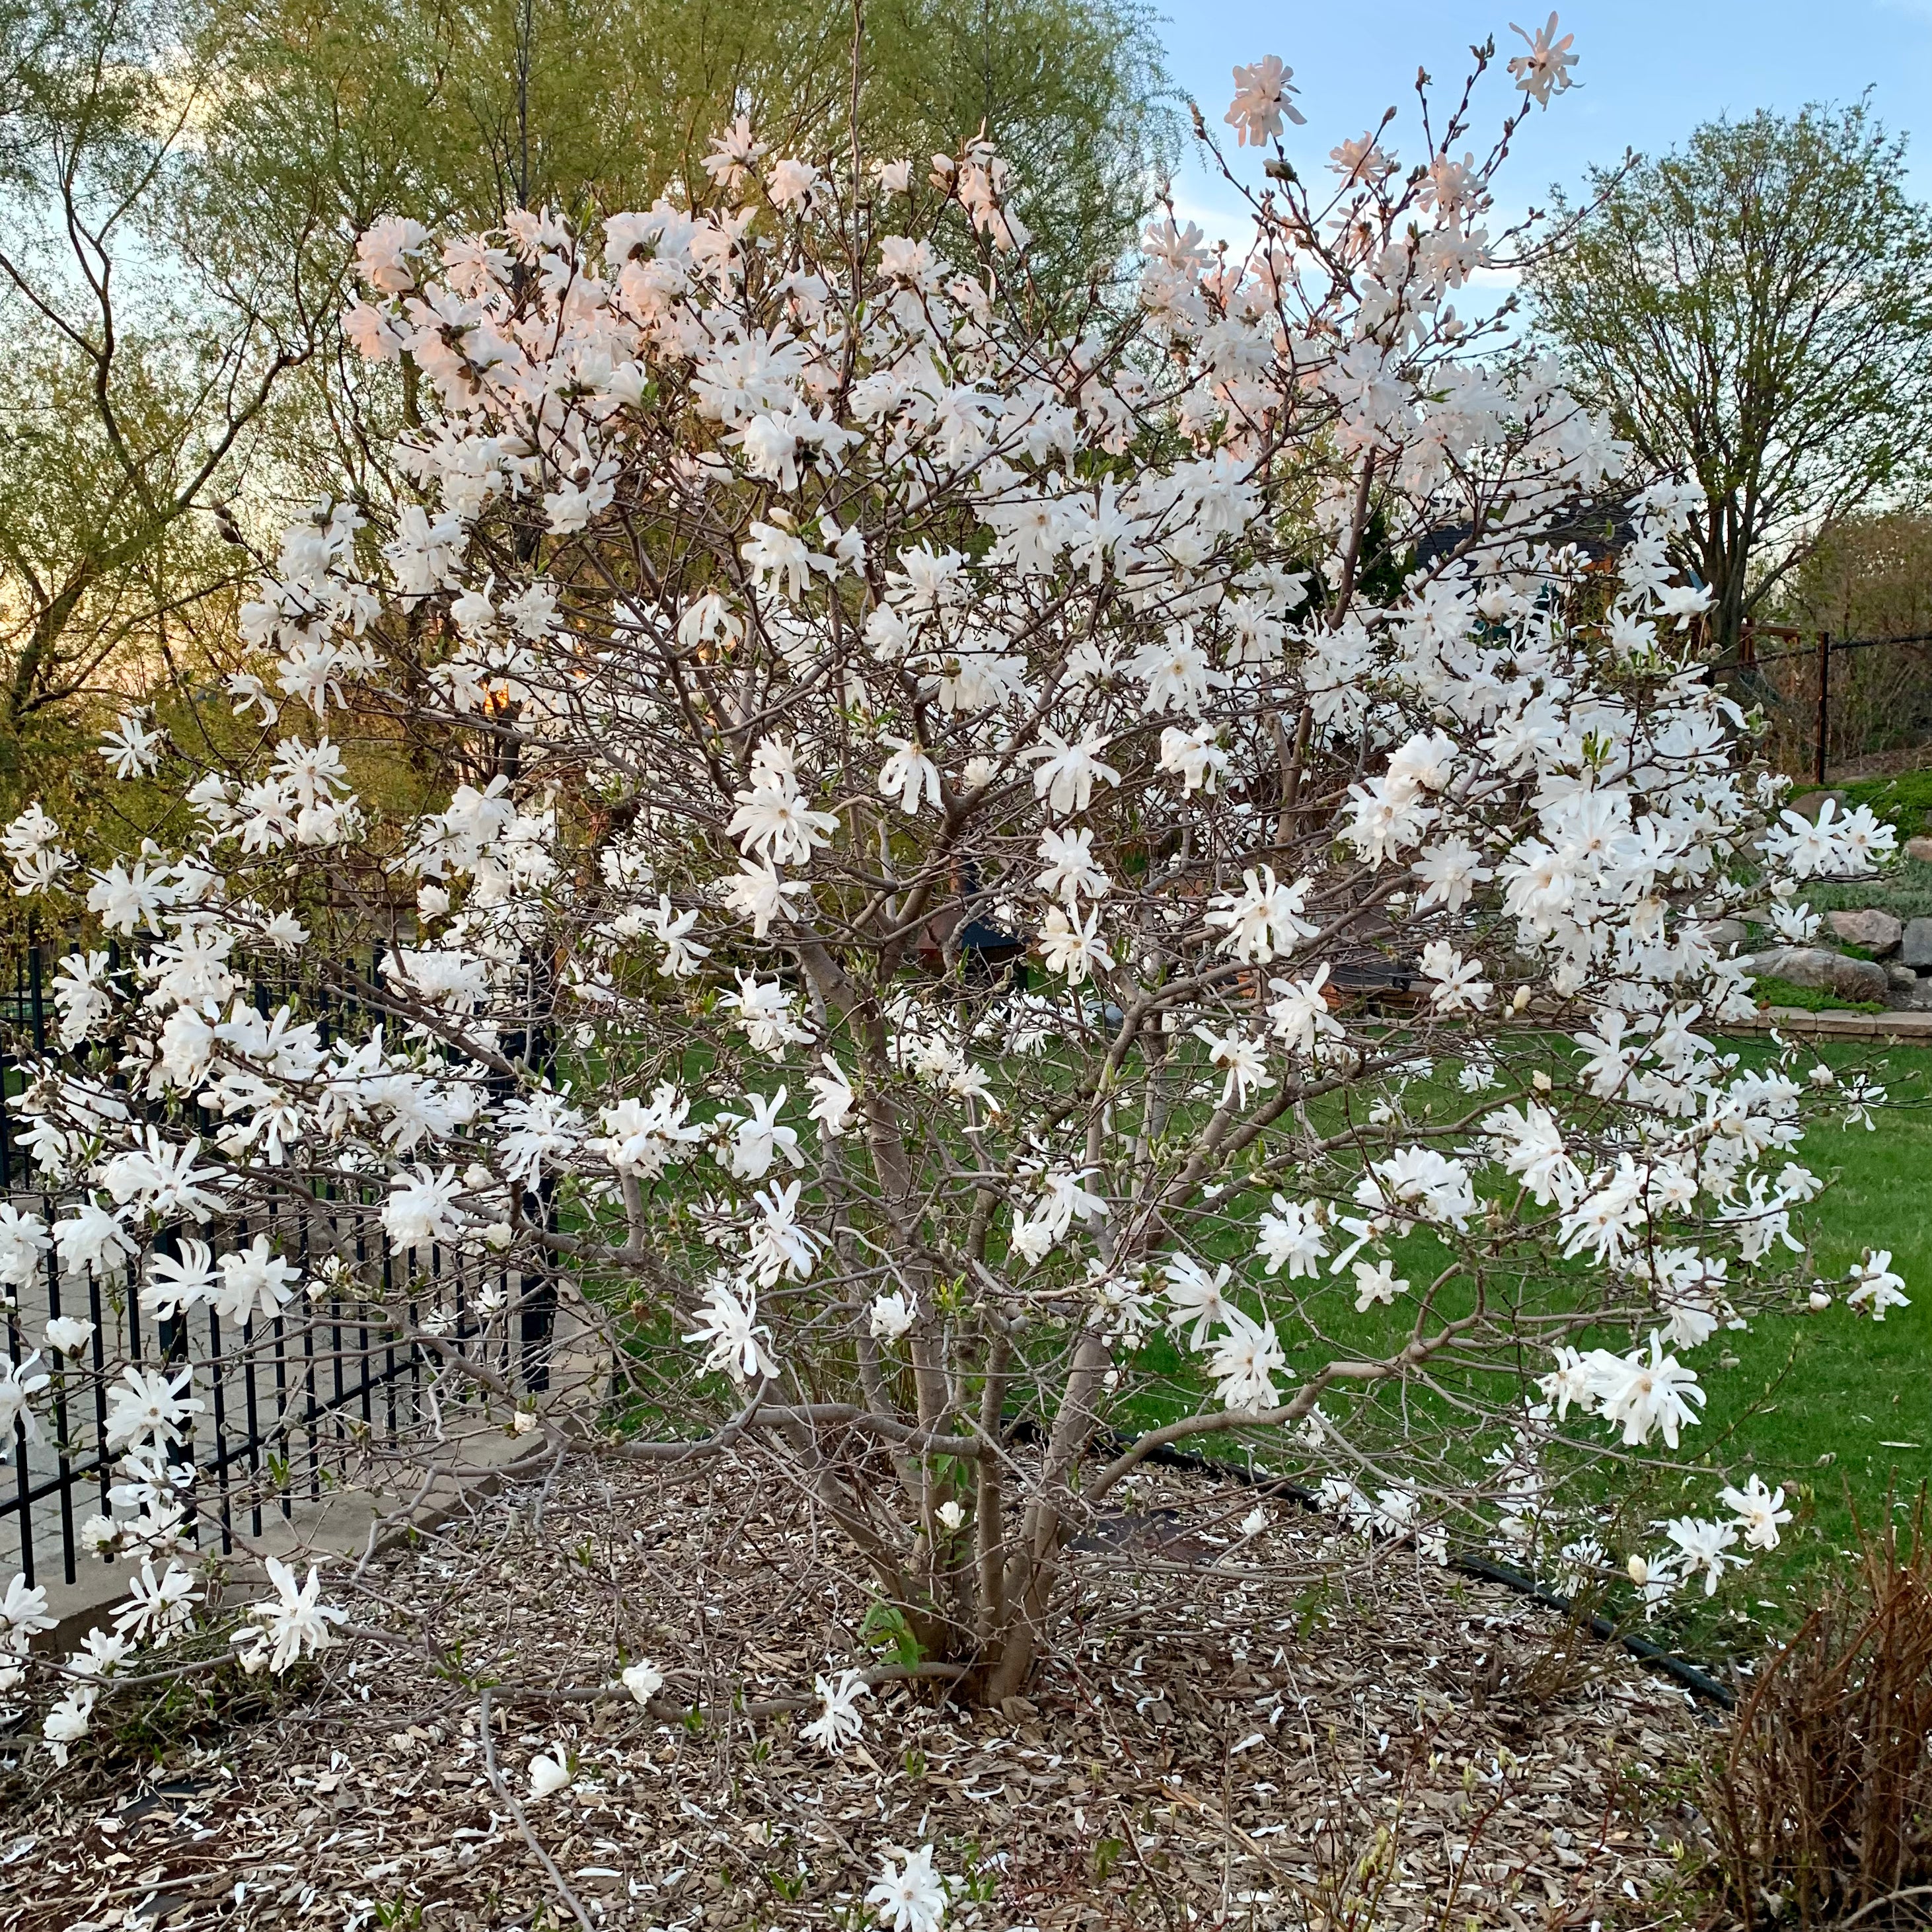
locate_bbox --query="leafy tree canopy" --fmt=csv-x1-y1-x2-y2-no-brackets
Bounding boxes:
1527,101,1932,657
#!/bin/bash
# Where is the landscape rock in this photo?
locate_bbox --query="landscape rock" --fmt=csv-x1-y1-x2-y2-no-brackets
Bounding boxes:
1827,908,1903,955
1690,916,1750,957
1785,789,1848,823
1742,945,1890,1004
1889,963,1919,990
1906,835,1932,865
1906,918,1932,971
1889,977,1932,1011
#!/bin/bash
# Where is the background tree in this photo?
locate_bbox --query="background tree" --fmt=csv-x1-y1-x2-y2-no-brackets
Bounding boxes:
195,0,1177,287
1766,510,1932,769
1782,511,1932,644
0,0,328,788
0,0,1177,815
1526,102,1932,659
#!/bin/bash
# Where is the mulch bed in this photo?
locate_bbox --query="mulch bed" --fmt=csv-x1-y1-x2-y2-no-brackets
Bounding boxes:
0,1454,1718,1930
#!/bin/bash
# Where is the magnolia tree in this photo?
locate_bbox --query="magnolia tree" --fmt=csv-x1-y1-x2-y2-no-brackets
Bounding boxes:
0,16,1910,1768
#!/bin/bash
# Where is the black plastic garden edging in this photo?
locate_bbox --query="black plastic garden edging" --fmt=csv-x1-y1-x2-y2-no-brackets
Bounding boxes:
1118,1434,1736,1710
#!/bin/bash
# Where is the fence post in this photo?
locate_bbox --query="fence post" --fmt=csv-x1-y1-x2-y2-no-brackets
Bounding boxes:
1814,629,1832,787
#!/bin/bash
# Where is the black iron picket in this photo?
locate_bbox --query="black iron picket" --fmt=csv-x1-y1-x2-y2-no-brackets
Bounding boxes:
0,936,538,1591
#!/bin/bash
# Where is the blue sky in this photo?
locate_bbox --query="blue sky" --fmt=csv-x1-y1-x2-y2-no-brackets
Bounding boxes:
1158,1,1932,240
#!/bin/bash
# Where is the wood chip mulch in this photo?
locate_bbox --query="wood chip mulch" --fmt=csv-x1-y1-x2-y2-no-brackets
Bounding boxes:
0,1453,1721,1931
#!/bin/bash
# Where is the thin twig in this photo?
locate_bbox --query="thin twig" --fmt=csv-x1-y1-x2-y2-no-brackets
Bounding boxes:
476,1687,596,1932
1838,1884,1932,1929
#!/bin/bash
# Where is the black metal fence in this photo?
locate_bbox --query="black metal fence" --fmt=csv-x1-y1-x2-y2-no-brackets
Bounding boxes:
1711,625,1932,784
0,938,553,1594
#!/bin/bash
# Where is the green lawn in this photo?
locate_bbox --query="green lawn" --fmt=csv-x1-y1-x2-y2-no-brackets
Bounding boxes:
1098,1033,1932,1659
593,1015,1932,1662
1666,1038,1932,1647
1791,850,1932,921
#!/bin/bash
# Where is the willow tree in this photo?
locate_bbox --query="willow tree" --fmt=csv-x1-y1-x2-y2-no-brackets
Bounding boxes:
0,0,1176,825
190,0,1177,290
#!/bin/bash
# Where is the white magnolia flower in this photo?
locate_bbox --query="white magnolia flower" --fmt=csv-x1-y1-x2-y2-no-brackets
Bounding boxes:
1157,724,1229,794
745,1179,823,1285
382,1166,467,1259
1419,940,1492,1013
103,1366,203,1454
1025,729,1119,817
42,1685,97,1764
0,1203,49,1288
1351,1259,1407,1312
1163,1255,1235,1350
806,1055,856,1137
232,1559,347,1674
683,1278,778,1384
1317,1475,1375,1534
1625,1551,1681,1619
1267,967,1345,1055
594,1084,703,1179
868,1843,950,1932
42,1316,93,1355
2,802,73,893
1191,1025,1273,1107
621,1659,665,1706
0,1351,49,1444
55,1203,138,1284
1008,1210,1055,1267
1662,1515,1741,1596
1506,12,1579,106
721,858,809,936
1255,1196,1327,1279
1224,54,1305,146
1,1573,54,1649
1719,1474,1792,1551
1034,826,1109,902
1205,866,1315,965
801,1667,872,1752
112,1557,203,1646
1037,901,1114,983
721,973,813,1057
727,759,837,866
1206,1312,1287,1413
721,1089,802,1181
638,894,711,976
1846,1249,1910,1319
877,736,942,815
1593,1334,1705,1449
869,1290,916,1341
527,1750,572,1799
98,710,164,778
139,1238,220,1319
